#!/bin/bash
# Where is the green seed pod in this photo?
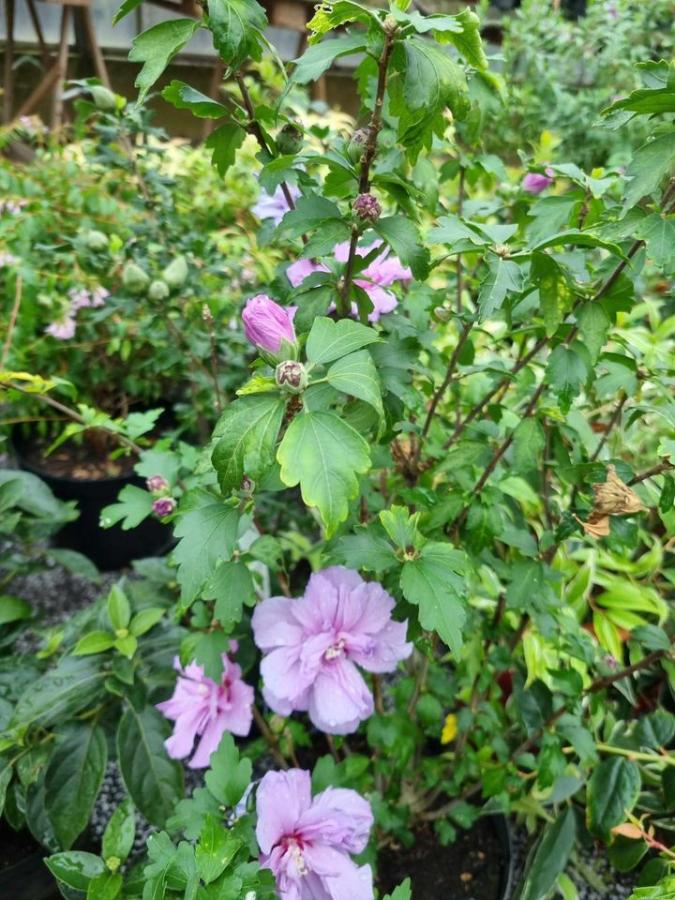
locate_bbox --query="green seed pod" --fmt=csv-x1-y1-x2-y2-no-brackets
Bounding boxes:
148,279,170,301
90,85,118,111
122,261,150,295
275,360,308,395
84,229,108,251
276,122,304,156
347,128,369,165
161,256,188,289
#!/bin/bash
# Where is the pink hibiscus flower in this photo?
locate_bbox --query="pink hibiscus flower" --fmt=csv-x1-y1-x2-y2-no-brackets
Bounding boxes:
256,768,374,900
252,566,412,734
156,654,254,768
286,240,412,322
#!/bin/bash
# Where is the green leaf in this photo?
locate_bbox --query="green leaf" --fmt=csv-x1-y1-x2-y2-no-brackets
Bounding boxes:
634,711,675,749
438,8,486,68
208,0,267,69
172,491,240,604
113,0,143,24
87,871,123,900
531,252,567,336
114,633,138,659
636,213,675,269
204,734,252,807
162,80,229,118
279,194,343,237
13,657,105,728
205,123,247,176
73,630,116,656
512,418,546,475
515,807,576,900
400,542,467,655
0,595,32,625
100,485,153,531
326,350,383,416
623,133,675,211
45,723,107,849
372,215,430,280
327,527,397,573
129,19,200,103
587,757,641,841
45,852,106,891
384,879,412,900
291,34,366,84
117,706,183,828
196,815,241,884
307,0,376,36
306,316,380,364
577,303,611,363
477,256,522,319
528,230,622,255
107,584,131,631
546,343,591,408
129,607,164,637
277,411,371,536
102,799,135,864
211,395,286,494
205,560,255,630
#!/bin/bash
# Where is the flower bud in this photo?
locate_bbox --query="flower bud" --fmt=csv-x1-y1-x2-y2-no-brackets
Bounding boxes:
122,261,150,295
84,229,108,251
522,170,554,194
90,85,118,111
161,255,188,289
148,279,170,301
275,360,307,394
276,122,304,155
146,475,169,493
353,193,381,224
152,496,176,518
347,128,369,165
433,306,452,322
242,294,296,354
241,475,255,493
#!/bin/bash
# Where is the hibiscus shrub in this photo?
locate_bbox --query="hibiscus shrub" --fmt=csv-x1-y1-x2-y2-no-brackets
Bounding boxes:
1,1,675,899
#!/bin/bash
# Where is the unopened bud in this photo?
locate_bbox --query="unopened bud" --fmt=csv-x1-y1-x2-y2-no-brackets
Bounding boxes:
152,496,176,518
433,306,452,322
202,304,214,325
347,128,369,165
494,244,511,258
275,360,307,394
276,122,304,155
146,475,169,493
353,192,381,224
241,475,255,493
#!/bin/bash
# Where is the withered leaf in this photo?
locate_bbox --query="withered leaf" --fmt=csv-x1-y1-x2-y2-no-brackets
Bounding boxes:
577,465,645,537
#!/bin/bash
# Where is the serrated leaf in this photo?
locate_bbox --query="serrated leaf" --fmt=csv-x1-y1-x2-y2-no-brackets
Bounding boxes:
162,80,229,118
306,316,380,364
400,543,467,654
204,560,255,629
512,418,546,475
277,411,371,536
100,485,153,531
206,123,246,176
212,395,286,495
372,215,429,280
172,491,240,604
129,19,200,103
204,734,251,807
623,133,675,212
546,343,591,408
117,706,183,828
327,528,398,572
45,722,107,849
196,815,241,884
326,350,383,416
577,303,611,363
291,34,366,84
636,213,675,269
207,0,267,69
477,256,522,319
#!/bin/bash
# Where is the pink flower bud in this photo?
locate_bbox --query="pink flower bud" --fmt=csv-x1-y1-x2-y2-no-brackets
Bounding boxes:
522,171,554,194
152,496,176,518
353,193,381,223
146,475,169,493
242,294,296,354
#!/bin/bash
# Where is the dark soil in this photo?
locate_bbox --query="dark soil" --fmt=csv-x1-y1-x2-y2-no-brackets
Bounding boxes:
378,818,509,900
0,825,39,872
21,437,136,481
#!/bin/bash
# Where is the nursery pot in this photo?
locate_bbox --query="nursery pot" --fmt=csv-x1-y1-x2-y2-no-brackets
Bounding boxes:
0,825,60,900
13,435,172,571
378,813,514,900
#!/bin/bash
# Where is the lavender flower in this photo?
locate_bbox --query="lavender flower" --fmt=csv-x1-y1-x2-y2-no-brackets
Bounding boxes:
256,768,374,900
152,496,176,518
522,168,555,194
45,317,76,340
242,294,297,354
252,183,301,226
252,566,412,734
286,240,412,323
157,655,254,768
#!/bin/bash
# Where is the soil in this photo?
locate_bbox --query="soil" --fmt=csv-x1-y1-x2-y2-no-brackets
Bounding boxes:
378,819,509,900
21,437,136,481
0,825,40,872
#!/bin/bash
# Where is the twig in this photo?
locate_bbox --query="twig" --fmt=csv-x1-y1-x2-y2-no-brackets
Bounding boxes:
1,274,22,368
628,460,674,486
373,674,385,715
252,704,289,770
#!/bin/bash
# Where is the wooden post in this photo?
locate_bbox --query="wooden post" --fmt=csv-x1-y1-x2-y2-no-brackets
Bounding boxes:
50,4,71,131
2,0,15,123
79,5,111,87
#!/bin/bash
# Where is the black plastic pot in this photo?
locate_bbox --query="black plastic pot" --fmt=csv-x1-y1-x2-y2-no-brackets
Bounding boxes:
0,828,59,900
13,439,172,571
378,813,515,899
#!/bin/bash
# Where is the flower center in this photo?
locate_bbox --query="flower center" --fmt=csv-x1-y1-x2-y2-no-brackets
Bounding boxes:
324,638,346,660
282,836,308,876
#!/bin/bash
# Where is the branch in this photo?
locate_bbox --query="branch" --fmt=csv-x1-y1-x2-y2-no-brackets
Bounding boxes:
628,460,674,487
1,274,22,368
338,29,396,315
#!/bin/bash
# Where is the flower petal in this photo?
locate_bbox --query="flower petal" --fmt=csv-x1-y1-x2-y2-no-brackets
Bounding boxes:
308,658,373,734
299,787,373,854
252,596,305,650
256,769,312,855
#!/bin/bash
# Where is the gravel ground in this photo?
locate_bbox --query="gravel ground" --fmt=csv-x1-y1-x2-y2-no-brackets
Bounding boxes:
9,564,638,897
